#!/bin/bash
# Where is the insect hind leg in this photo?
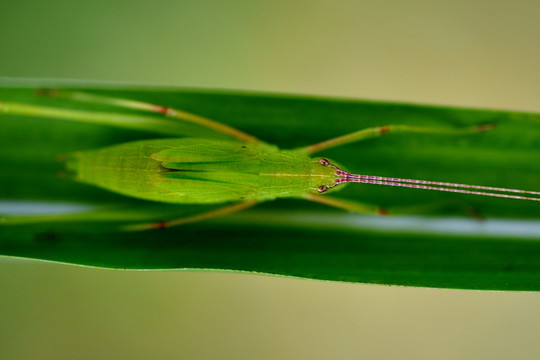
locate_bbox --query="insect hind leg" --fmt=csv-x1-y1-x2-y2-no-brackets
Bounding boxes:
38,89,261,144
121,200,258,231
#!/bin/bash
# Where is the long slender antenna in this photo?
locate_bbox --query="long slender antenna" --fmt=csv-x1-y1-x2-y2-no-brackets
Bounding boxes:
335,170,540,196
320,158,540,201
341,177,540,202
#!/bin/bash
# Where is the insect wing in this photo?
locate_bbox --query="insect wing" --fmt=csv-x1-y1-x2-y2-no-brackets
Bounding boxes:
154,171,258,203
152,138,259,163
150,139,262,203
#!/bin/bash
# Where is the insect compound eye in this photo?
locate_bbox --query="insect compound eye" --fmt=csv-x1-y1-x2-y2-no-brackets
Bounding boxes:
317,185,329,194
319,158,330,166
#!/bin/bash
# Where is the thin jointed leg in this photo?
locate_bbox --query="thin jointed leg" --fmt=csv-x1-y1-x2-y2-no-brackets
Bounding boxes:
121,200,258,231
302,193,388,215
296,123,494,155
38,89,261,144
302,193,465,216
0,101,196,136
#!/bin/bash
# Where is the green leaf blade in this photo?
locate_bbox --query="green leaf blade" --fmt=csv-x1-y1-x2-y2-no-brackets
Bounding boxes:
2,79,540,290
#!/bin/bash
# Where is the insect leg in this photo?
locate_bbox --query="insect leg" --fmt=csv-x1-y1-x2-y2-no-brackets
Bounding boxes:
0,101,215,137
301,193,466,216
295,123,494,155
121,200,258,231
301,193,389,215
37,89,261,144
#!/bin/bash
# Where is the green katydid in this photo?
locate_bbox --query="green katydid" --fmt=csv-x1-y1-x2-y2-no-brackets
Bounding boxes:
2,89,540,231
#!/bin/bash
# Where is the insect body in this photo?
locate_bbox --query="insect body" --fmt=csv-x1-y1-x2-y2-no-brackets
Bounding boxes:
68,138,338,204
2,90,540,231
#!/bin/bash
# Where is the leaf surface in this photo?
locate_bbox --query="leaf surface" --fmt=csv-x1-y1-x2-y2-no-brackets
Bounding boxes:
2,79,540,290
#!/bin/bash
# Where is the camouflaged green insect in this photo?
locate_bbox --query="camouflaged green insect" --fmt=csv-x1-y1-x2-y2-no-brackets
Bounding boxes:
2,90,540,231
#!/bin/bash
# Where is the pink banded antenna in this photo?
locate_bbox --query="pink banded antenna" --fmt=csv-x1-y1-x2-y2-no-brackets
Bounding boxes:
320,158,540,201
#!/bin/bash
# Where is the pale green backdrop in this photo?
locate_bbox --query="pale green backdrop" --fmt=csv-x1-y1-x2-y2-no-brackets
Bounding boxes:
1,1,540,359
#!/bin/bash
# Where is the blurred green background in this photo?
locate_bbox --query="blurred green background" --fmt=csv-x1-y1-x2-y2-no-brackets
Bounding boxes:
1,0,540,359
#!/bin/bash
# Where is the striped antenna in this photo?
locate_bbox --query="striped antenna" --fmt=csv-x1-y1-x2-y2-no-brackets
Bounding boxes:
331,168,540,201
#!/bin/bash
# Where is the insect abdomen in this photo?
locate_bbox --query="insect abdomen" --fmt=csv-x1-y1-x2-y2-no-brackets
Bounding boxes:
67,140,167,201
